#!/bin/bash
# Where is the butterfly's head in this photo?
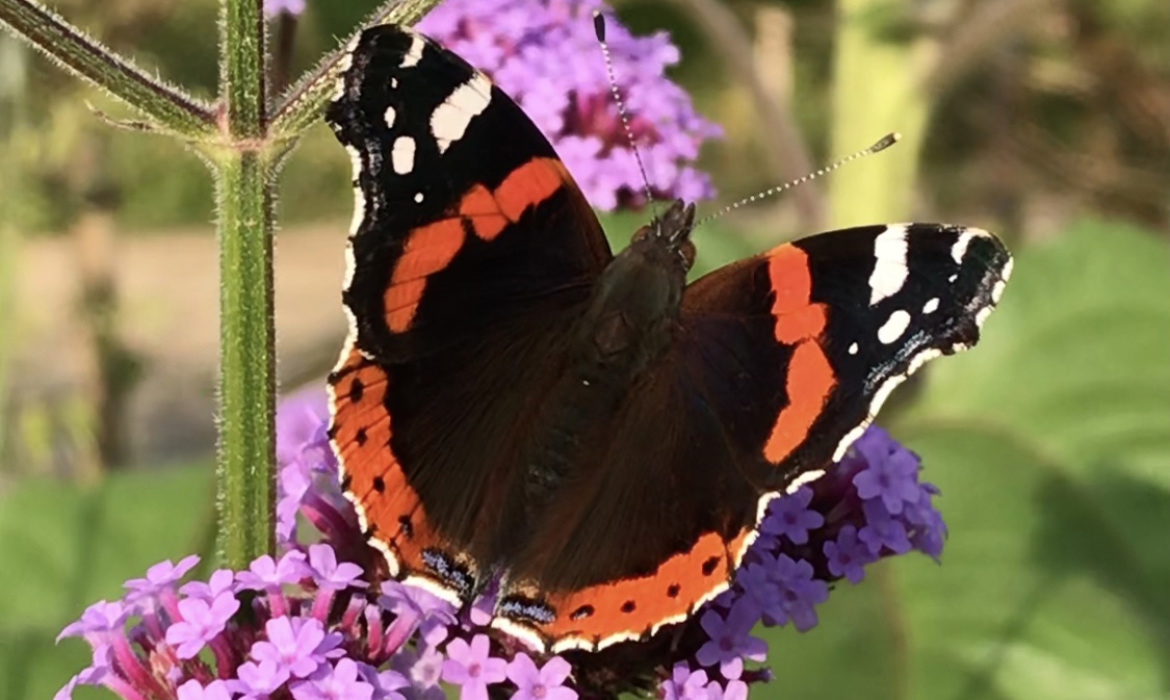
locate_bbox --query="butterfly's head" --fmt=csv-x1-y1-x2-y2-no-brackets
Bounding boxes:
631,199,697,274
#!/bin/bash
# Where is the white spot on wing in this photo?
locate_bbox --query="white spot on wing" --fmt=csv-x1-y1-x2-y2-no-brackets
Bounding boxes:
431,72,493,154
868,225,909,305
391,136,415,174
975,306,993,328
951,229,975,264
877,309,911,344
383,105,396,128
414,192,424,203
923,297,940,314
344,145,365,237
848,342,859,355
400,33,425,68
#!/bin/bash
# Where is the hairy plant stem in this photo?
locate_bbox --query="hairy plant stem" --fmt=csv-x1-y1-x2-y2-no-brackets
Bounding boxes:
0,0,213,135
215,150,276,566
215,0,274,568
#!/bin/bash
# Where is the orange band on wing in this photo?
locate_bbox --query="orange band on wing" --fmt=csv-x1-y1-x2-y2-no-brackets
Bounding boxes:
383,157,570,332
763,341,834,462
508,528,751,651
330,345,440,577
763,244,836,463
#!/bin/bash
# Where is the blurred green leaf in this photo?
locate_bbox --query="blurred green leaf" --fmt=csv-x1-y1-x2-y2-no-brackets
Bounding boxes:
0,461,214,700
757,219,1168,700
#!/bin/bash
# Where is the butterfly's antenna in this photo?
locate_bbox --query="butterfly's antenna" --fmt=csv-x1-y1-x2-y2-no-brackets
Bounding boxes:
696,132,902,227
593,11,657,211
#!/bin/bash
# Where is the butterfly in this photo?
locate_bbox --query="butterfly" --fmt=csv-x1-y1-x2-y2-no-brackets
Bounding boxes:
324,23,1011,654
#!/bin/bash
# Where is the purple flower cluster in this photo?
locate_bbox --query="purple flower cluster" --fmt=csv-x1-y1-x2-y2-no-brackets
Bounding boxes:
57,388,945,700
417,0,721,209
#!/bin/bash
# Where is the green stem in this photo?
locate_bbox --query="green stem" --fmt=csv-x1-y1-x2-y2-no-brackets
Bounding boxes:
215,0,273,567
269,0,443,141
0,0,213,135
827,0,934,228
215,151,276,567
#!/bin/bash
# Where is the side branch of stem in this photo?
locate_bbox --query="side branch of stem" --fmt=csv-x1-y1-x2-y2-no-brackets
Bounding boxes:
0,0,213,135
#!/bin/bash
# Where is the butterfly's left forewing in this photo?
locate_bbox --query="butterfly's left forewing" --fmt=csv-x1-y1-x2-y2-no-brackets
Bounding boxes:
326,25,614,603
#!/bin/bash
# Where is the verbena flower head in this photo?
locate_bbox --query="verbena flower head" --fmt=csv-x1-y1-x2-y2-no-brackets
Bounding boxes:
57,385,945,700
416,0,721,210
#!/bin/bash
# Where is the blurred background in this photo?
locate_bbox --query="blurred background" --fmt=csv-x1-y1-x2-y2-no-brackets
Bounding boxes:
0,0,1166,698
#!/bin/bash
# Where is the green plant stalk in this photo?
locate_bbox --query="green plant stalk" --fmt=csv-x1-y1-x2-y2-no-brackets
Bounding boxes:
215,0,273,568
215,150,275,566
0,0,213,136
827,0,932,228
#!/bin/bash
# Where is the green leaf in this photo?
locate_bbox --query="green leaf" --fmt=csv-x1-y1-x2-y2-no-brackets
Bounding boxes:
0,462,214,700
757,219,1168,700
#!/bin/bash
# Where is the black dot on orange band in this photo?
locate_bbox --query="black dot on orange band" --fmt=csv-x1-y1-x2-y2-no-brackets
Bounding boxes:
349,378,365,402
621,600,636,613
355,428,368,446
667,583,681,597
327,371,341,385
570,604,594,620
340,473,353,491
397,514,413,537
326,425,338,440
702,556,720,576
372,476,385,492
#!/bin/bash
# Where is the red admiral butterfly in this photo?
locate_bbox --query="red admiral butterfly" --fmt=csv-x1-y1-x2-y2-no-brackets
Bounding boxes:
324,24,1011,654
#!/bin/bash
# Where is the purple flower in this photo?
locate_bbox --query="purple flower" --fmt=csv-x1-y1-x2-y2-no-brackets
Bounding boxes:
180,569,236,601
660,663,710,700
57,599,128,641
237,550,309,590
852,432,922,514
123,554,199,602
858,499,913,555
251,617,342,679
706,679,748,700
357,663,410,700
759,486,824,545
177,679,234,700
404,646,446,699
166,591,240,658
442,634,508,700
823,525,874,584
307,543,365,590
290,659,374,700
237,658,291,696
507,654,576,700
417,0,719,210
694,600,766,679
758,554,828,632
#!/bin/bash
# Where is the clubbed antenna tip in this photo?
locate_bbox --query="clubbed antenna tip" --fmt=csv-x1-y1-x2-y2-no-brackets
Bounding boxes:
593,10,607,42
696,131,904,227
